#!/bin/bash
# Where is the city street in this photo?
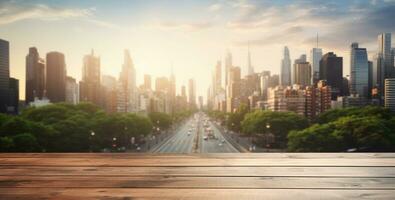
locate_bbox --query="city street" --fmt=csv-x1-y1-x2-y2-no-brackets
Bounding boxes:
150,113,239,153
150,118,198,153
199,120,239,153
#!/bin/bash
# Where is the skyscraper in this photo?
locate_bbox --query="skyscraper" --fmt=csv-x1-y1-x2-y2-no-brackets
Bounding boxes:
368,61,373,99
294,61,311,87
101,75,117,113
214,61,222,95
385,78,395,111
373,53,385,99
0,39,18,114
79,50,101,105
226,66,241,112
188,79,196,109
310,48,322,84
350,43,369,98
378,33,393,78
0,39,10,113
46,51,66,103
25,47,45,104
169,71,176,113
181,85,186,98
247,44,254,75
155,77,169,92
143,74,151,90
117,49,137,112
224,50,232,89
293,54,307,85
319,52,343,99
65,76,79,105
280,46,291,86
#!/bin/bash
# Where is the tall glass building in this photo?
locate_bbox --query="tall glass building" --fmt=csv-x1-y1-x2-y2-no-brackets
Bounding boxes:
310,48,322,84
350,43,369,98
280,46,291,86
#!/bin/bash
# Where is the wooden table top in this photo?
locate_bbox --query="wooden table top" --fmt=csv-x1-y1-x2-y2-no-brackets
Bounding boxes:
0,153,394,199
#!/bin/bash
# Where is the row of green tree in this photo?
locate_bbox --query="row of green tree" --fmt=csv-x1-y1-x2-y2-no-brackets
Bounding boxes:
0,103,193,152
207,105,395,152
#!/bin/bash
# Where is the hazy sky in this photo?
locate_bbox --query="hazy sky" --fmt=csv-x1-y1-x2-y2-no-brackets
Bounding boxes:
0,0,394,100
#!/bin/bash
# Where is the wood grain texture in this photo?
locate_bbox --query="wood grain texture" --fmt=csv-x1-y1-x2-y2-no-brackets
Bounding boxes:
0,153,394,199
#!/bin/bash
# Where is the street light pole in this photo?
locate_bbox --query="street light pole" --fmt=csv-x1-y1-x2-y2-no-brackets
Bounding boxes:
90,131,95,152
265,123,271,152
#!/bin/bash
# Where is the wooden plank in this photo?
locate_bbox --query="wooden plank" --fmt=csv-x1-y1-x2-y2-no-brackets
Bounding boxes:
0,176,394,189
1,166,395,177
0,188,394,200
0,153,394,159
1,157,395,166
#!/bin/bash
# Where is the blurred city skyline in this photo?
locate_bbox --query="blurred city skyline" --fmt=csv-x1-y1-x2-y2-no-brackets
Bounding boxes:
1,0,395,100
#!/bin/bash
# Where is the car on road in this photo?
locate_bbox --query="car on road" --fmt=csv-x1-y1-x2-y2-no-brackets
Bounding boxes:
203,136,208,140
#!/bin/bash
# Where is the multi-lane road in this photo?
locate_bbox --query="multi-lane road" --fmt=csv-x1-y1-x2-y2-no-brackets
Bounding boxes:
150,113,239,153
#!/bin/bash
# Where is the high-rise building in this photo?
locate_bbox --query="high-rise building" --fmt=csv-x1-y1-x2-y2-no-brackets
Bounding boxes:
294,61,311,87
320,52,343,100
8,78,19,114
225,50,232,87
280,46,291,86
260,71,270,100
25,47,45,104
310,48,322,84
188,79,196,109
350,43,369,98
79,50,101,105
284,86,305,116
198,96,203,109
214,61,222,95
117,50,137,113
269,74,280,88
293,54,306,85
180,85,188,109
384,78,395,111
267,85,305,116
65,76,79,105
0,39,9,93
368,61,373,99
143,74,151,90
305,80,331,120
226,66,241,112
378,33,393,78
247,44,254,75
46,51,66,103
267,86,287,112
101,75,117,113
181,85,186,98
169,72,176,113
0,39,18,114
392,48,395,67
155,77,169,92
0,39,10,113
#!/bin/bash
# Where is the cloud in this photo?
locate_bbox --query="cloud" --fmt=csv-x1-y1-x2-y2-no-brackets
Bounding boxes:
0,1,118,29
0,1,92,25
227,0,395,50
208,3,223,12
155,21,213,32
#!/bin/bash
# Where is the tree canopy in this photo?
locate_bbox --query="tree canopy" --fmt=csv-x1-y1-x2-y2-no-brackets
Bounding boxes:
241,110,308,148
288,106,395,152
0,103,160,152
